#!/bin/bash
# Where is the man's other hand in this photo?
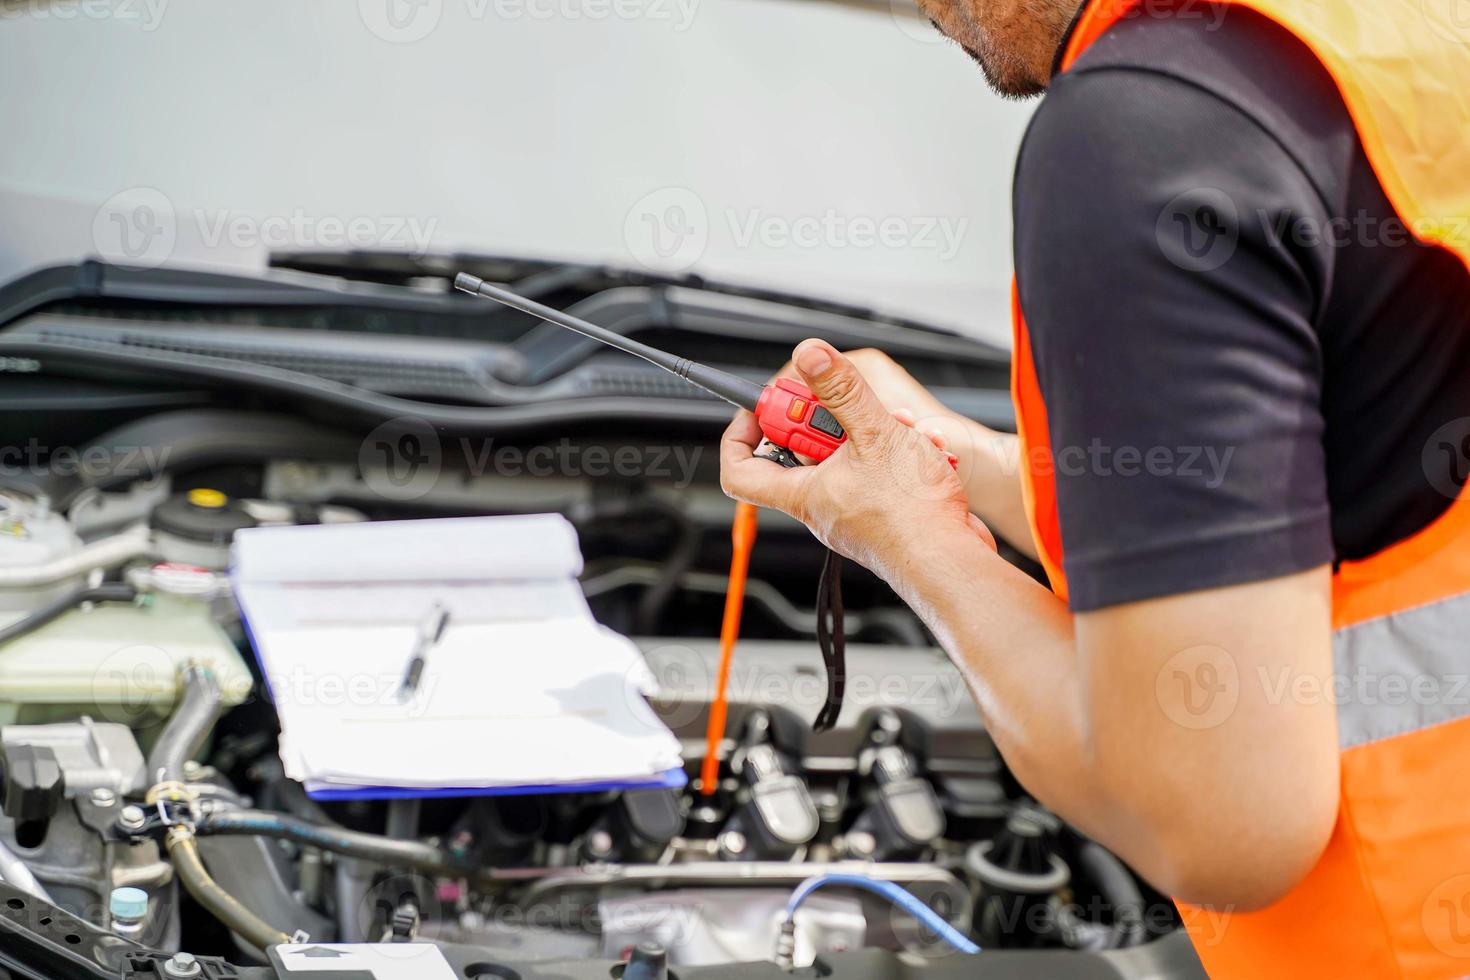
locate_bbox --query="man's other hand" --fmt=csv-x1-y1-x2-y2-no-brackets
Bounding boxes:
720,339,994,575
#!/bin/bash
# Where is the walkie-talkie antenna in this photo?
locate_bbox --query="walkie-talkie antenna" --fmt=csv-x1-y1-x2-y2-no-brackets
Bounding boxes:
454,272,766,412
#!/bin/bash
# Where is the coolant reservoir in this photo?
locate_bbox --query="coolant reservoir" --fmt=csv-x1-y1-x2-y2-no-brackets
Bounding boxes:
0,496,85,614
0,592,252,730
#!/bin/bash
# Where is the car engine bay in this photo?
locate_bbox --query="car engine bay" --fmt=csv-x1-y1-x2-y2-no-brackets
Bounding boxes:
0,259,1206,980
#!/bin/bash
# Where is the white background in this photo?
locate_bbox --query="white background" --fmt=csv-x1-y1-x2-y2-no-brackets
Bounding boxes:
0,0,1033,345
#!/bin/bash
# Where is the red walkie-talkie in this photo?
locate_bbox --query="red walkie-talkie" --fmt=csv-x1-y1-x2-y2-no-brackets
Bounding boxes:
453,273,847,467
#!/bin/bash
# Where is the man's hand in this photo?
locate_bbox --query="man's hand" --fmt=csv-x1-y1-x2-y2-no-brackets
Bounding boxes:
720,339,994,575
765,346,1036,559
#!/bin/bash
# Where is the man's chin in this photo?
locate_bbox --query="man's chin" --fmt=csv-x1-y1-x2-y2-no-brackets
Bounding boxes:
961,42,1047,99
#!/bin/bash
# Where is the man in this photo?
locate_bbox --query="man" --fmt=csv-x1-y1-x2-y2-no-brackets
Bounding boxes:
719,0,1470,975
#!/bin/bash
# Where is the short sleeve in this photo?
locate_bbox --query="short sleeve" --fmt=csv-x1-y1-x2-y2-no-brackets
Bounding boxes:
1013,66,1335,611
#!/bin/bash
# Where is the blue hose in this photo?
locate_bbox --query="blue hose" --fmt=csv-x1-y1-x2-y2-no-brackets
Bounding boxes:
783,873,981,955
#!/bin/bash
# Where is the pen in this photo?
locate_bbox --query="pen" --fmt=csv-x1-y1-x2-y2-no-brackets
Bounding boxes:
400,601,450,702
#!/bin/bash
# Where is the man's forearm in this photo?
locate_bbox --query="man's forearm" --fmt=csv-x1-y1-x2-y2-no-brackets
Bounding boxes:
881,529,1104,834
955,425,1037,562
880,528,1339,909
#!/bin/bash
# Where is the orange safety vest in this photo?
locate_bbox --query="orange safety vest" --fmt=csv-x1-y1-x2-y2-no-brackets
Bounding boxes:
1011,0,1470,975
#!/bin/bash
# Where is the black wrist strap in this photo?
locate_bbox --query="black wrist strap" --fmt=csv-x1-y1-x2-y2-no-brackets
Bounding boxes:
753,441,847,733
813,546,845,733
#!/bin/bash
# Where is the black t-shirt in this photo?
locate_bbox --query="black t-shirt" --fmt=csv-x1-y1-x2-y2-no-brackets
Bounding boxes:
1012,4,1470,611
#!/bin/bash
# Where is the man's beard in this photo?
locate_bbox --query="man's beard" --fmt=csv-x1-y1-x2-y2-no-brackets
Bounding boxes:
959,38,1048,99
926,5,1067,100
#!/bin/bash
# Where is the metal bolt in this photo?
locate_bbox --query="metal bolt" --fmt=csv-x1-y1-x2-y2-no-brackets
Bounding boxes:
717,830,747,859
163,952,202,978
586,829,615,858
90,788,116,808
846,830,877,858
182,760,203,781
119,805,148,831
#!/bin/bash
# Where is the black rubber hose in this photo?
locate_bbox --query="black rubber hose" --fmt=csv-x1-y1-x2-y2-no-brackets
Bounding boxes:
147,665,222,785
196,809,472,878
634,501,701,634
0,582,136,647
166,828,290,950
1078,841,1147,948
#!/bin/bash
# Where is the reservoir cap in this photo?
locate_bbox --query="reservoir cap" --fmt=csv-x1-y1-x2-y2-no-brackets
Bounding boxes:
110,886,148,921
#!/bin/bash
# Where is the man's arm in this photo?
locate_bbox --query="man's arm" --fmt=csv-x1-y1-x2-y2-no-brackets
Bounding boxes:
891,522,1338,909
721,341,1340,910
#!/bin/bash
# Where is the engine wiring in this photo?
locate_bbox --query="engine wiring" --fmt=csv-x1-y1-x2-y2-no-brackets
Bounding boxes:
777,873,982,965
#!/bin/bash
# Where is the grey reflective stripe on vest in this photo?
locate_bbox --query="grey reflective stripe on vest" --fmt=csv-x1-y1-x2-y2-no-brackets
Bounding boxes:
1334,590,1470,750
